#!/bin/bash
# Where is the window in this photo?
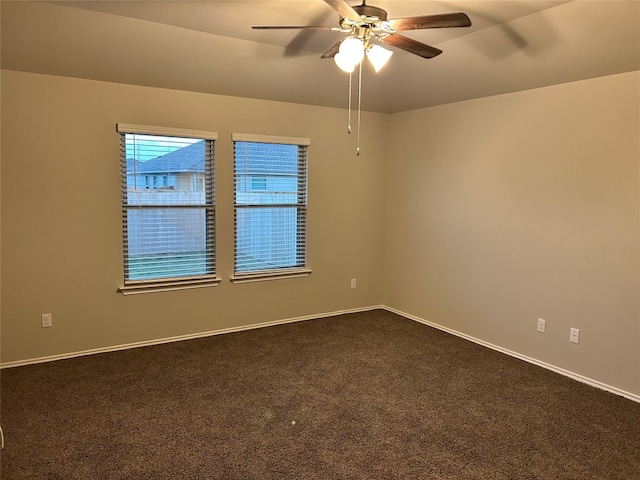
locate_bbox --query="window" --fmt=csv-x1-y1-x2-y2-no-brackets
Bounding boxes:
117,124,219,294
232,133,311,282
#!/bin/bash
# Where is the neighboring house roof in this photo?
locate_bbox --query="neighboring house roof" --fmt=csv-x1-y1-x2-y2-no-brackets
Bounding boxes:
127,141,205,175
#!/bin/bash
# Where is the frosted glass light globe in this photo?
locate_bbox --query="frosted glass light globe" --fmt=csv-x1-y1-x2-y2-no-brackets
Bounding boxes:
338,37,365,64
367,44,393,72
334,52,357,73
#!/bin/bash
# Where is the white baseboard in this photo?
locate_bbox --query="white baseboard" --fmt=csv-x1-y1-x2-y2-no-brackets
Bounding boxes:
0,305,382,369
3,304,638,404
383,306,640,404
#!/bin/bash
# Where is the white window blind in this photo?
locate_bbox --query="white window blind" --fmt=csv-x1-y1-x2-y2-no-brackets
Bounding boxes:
117,124,219,294
232,134,309,278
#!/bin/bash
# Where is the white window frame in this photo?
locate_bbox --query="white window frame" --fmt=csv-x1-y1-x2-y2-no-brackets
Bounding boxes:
116,123,220,295
231,133,311,284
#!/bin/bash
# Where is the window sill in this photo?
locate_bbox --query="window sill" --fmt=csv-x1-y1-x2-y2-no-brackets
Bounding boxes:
230,268,312,284
118,277,222,295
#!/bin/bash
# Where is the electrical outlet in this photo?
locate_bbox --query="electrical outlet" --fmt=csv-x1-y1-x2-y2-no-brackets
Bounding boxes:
570,327,580,344
350,278,357,289
537,318,546,333
41,313,53,328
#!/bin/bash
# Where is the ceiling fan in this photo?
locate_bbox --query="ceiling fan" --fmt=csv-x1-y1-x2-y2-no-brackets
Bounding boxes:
253,0,472,71
253,1,471,155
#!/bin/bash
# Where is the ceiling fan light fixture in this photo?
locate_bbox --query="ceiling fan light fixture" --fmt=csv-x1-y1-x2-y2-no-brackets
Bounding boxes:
366,44,393,72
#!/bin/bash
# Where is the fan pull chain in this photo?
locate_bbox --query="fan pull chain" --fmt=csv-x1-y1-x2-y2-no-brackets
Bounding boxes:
356,61,362,156
347,71,352,135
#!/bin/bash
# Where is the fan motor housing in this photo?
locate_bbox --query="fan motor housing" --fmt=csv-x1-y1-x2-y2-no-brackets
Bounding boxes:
352,3,388,22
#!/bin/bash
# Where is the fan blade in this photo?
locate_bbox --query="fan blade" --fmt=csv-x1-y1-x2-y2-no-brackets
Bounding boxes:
324,0,361,22
382,34,442,59
252,25,336,31
320,39,343,58
387,12,471,31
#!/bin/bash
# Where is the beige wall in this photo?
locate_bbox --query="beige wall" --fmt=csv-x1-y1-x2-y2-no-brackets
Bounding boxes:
2,69,639,398
0,70,388,363
383,71,640,395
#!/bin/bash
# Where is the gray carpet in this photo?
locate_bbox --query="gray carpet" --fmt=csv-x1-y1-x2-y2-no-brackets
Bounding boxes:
1,309,639,479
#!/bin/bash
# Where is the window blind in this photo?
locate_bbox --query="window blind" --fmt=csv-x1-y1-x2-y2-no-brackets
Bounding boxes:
233,137,308,275
117,124,218,292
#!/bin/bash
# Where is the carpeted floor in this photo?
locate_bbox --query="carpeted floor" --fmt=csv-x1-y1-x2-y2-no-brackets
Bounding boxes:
1,309,639,479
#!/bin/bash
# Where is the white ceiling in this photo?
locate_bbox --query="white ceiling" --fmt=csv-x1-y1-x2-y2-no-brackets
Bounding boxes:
2,0,639,113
